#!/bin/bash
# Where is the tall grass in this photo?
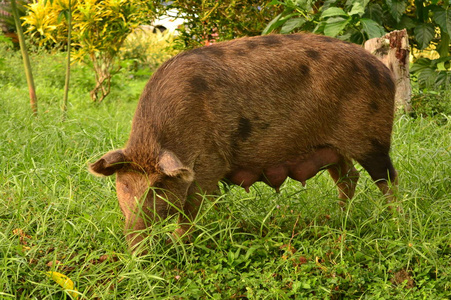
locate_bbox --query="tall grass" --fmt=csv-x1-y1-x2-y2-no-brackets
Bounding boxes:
0,43,450,299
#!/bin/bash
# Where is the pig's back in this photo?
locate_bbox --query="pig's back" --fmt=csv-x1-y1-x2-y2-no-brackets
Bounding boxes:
135,33,395,168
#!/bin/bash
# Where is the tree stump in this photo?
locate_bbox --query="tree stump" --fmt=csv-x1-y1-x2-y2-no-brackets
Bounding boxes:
364,29,412,112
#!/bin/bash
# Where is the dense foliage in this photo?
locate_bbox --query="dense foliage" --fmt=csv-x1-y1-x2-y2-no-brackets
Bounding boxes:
168,0,283,48
21,0,158,101
263,0,451,88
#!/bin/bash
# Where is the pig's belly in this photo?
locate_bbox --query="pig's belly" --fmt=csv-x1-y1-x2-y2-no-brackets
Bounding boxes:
225,148,340,192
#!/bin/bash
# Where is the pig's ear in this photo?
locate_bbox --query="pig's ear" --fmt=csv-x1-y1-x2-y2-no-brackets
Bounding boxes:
89,150,127,176
158,150,194,182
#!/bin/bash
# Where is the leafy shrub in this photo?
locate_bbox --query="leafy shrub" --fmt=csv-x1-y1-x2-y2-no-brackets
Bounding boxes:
22,0,159,102
263,0,451,88
120,27,178,72
410,56,451,89
168,1,283,49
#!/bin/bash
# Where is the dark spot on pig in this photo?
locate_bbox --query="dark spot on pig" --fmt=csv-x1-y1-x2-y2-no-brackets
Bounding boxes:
233,48,247,56
370,100,379,112
318,36,338,43
188,46,224,58
188,47,204,57
260,35,282,46
350,62,361,74
237,117,252,141
299,64,310,77
204,46,225,57
306,49,320,59
285,34,303,41
365,61,381,88
246,40,258,50
189,75,210,95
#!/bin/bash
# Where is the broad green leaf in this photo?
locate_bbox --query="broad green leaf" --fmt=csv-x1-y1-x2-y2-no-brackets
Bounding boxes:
365,3,384,23
386,0,406,22
414,23,435,49
349,1,366,16
410,58,433,73
433,7,451,34
435,71,451,87
436,32,450,57
324,17,350,37
418,67,438,87
398,15,416,30
292,0,314,11
313,20,326,34
321,7,348,18
280,17,306,34
361,18,385,39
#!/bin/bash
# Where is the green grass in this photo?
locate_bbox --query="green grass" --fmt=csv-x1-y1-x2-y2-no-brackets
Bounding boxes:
1,45,450,299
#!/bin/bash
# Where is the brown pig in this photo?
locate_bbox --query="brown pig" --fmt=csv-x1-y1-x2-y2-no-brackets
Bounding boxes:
90,33,398,250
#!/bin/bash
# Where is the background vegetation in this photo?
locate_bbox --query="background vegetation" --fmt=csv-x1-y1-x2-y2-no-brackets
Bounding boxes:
0,0,450,298
20,0,159,101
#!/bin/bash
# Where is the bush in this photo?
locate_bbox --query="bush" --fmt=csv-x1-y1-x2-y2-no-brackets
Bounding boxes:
22,0,159,102
120,27,178,72
263,0,451,88
168,1,283,49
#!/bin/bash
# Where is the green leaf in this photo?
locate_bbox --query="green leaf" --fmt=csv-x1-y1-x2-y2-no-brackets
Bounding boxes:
280,17,306,34
386,0,406,22
414,23,435,49
262,13,283,35
293,0,314,11
321,7,348,18
324,17,350,37
313,20,326,34
435,71,451,87
398,15,416,30
361,18,385,39
436,32,450,57
433,7,451,34
410,58,433,74
418,67,438,87
364,3,384,24
349,1,366,16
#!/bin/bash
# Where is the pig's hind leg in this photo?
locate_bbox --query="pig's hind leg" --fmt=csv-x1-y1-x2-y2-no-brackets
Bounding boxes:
356,150,398,201
327,156,360,200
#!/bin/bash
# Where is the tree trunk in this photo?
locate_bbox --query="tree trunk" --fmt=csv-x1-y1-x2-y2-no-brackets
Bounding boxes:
62,1,72,120
364,29,412,112
11,0,38,116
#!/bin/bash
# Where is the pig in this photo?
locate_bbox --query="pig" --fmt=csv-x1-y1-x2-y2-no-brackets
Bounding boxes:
90,33,398,251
